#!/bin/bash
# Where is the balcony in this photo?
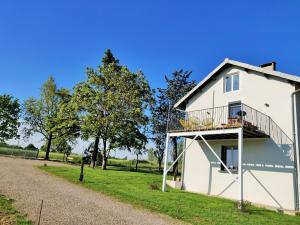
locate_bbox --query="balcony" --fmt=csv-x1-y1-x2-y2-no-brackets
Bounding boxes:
168,104,271,139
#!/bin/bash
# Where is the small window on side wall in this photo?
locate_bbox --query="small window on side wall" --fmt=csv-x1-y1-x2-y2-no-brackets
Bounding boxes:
221,146,238,172
224,73,239,92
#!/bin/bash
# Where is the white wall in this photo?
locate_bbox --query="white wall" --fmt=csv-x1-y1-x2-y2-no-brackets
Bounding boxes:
186,66,295,137
182,66,297,210
183,138,295,210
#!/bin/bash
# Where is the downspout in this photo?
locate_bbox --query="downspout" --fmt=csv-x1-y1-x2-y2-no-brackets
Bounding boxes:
291,89,300,211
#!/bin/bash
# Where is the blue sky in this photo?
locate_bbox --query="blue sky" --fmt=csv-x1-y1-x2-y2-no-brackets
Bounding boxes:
1,0,300,102
1,1,300,155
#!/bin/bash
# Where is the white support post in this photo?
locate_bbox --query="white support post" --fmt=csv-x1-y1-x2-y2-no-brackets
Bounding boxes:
162,133,170,192
165,135,198,174
238,128,243,207
181,138,187,185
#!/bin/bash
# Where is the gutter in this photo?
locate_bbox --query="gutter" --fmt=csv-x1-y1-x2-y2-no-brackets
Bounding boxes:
291,89,300,211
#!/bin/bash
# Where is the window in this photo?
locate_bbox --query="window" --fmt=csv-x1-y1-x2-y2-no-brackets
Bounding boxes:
221,146,238,172
225,76,232,92
224,73,239,92
233,75,239,90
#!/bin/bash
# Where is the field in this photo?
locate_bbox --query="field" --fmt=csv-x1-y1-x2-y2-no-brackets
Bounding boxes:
0,147,160,172
40,165,300,225
0,147,38,159
0,194,32,225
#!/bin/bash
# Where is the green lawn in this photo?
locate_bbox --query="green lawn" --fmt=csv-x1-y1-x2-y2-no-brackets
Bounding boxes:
37,151,81,162
0,195,32,225
0,147,160,172
39,165,300,225
0,147,37,158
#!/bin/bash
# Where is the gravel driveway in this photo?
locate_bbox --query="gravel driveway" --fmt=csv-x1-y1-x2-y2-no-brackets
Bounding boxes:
0,156,181,225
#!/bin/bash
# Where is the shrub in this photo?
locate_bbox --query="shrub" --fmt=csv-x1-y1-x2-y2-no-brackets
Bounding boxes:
149,182,160,190
24,144,38,150
235,200,252,212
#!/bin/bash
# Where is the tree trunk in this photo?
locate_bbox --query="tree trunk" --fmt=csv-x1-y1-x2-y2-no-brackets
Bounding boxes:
45,133,52,160
102,139,107,170
102,154,107,170
158,158,162,172
135,154,139,172
172,137,178,180
79,155,84,182
91,136,100,168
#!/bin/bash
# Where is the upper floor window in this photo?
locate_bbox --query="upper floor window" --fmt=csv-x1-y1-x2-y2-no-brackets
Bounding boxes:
224,73,239,92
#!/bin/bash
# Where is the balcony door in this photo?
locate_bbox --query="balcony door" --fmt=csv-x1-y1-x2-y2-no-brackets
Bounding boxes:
228,102,241,119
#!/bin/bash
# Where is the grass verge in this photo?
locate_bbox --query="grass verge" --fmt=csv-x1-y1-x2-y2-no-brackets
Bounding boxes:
39,165,300,225
0,194,32,225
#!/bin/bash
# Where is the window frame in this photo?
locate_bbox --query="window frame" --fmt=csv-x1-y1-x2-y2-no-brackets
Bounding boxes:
224,73,240,93
220,145,239,173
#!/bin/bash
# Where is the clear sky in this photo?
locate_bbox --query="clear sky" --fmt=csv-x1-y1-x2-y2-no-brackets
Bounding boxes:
1,1,300,156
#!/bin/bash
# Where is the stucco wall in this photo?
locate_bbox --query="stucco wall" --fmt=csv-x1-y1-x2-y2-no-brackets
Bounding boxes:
186,66,295,137
183,138,295,210
182,66,297,210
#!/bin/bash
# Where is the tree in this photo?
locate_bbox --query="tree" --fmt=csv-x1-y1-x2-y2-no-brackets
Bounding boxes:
0,94,21,142
74,49,121,168
151,70,196,176
73,50,153,170
151,88,169,171
117,122,148,172
147,148,156,161
23,76,59,160
23,76,77,160
51,138,72,161
165,70,196,179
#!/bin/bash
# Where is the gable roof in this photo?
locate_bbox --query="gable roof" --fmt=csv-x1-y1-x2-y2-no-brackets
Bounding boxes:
174,58,300,109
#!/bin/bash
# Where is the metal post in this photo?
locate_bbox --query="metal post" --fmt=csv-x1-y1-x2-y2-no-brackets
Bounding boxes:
162,133,170,192
238,128,243,207
292,93,300,211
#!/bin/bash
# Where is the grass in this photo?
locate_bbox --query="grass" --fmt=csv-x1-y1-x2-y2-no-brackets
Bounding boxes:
0,147,37,159
37,151,81,162
39,165,300,225
0,147,162,172
0,194,32,225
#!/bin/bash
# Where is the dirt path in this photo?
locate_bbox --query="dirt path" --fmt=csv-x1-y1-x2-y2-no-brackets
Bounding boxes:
0,156,181,225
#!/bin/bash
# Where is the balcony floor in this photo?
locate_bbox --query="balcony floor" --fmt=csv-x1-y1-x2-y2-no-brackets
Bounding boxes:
168,125,269,139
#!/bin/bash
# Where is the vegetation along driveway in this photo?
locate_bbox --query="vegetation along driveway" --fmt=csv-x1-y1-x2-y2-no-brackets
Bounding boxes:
0,156,181,225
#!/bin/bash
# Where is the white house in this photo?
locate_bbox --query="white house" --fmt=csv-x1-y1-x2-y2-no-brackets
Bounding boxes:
162,58,300,213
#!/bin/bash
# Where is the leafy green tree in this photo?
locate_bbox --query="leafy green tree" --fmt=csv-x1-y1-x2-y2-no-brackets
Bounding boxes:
52,88,80,153
165,70,196,179
147,147,156,161
51,137,72,161
117,123,148,172
73,50,152,169
73,49,120,168
151,88,169,171
23,76,76,160
0,94,21,142
151,70,196,176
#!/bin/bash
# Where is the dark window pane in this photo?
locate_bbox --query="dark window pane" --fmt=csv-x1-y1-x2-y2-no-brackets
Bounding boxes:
225,76,232,92
221,146,238,172
229,103,241,118
233,75,239,91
